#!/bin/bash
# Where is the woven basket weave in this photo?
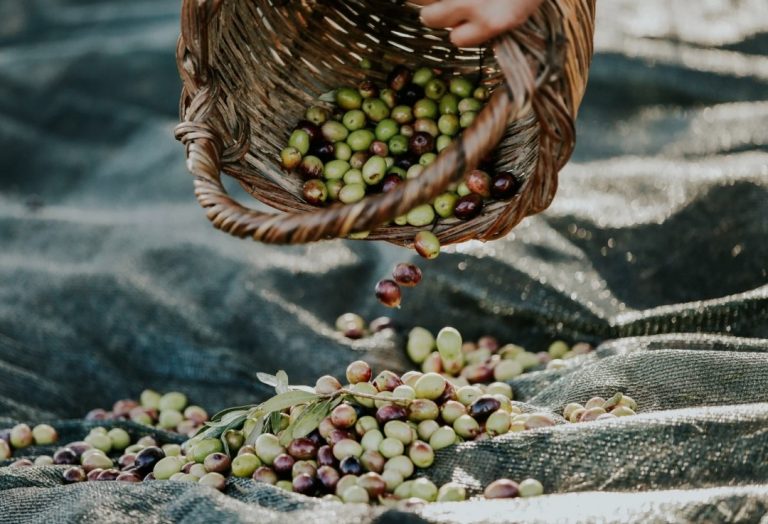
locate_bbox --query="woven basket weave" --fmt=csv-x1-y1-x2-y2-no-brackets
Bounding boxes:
175,0,596,245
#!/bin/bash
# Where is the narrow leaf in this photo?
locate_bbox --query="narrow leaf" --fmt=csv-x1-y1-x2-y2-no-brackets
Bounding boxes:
288,385,317,393
245,415,266,446
275,370,290,394
210,405,255,423
290,400,332,440
256,372,279,388
258,390,318,414
319,90,336,103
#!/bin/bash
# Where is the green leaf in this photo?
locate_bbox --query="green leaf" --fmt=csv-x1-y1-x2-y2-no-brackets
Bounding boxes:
290,400,331,440
209,405,256,423
275,370,289,394
288,385,316,393
244,415,266,446
258,390,318,414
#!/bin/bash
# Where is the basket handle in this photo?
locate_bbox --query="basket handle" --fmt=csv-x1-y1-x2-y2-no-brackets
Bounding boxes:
176,0,549,244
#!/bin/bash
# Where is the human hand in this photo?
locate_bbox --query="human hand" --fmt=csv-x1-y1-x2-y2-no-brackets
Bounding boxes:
409,0,544,47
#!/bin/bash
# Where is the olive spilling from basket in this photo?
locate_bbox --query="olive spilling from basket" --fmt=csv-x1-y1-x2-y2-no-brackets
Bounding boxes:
280,65,521,223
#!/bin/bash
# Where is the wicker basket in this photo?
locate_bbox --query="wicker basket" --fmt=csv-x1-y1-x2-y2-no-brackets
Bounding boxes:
175,0,595,245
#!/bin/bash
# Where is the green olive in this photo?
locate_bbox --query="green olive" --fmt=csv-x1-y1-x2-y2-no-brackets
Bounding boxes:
449,77,474,98
425,78,447,100
438,114,460,136
362,156,387,185
413,99,438,120
342,110,367,131
406,204,435,227
347,129,375,152
391,105,414,124
458,97,483,114
375,119,399,142
433,192,458,218
288,130,310,155
339,183,366,204
323,159,351,180
412,67,434,86
343,168,364,185
362,98,390,122
336,87,363,110
388,135,409,156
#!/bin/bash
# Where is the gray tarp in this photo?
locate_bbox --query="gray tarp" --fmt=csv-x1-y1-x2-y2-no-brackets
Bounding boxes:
1,0,767,522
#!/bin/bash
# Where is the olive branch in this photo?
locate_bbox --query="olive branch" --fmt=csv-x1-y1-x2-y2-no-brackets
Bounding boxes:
188,371,411,453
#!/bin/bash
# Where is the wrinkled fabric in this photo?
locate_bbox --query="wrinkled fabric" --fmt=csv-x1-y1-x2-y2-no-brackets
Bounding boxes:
1,0,767,522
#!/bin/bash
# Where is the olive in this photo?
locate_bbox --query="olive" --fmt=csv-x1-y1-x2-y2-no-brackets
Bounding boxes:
358,472,387,497
272,453,295,478
302,179,328,206
409,132,435,156
310,140,335,162
53,448,78,465
413,118,439,137
453,194,483,220
468,396,502,421
292,473,317,496
370,140,389,158
491,172,520,199
339,456,364,476
387,65,413,92
425,79,447,100
336,87,363,110
287,437,317,460
358,79,378,99
466,169,491,197
252,466,278,484
317,465,340,492
374,370,403,392
133,447,165,475
294,120,322,143
398,84,425,106
298,155,324,179
375,404,407,425
413,231,440,260
392,263,422,287
484,479,520,499
63,466,87,483
381,174,403,193
391,105,414,124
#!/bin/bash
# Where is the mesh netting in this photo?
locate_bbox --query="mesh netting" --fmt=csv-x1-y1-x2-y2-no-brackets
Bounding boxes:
1,0,768,522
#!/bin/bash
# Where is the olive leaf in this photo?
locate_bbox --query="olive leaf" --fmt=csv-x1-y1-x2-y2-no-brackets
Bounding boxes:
319,90,337,103
209,405,255,424
244,415,267,446
192,411,249,443
256,372,279,388
275,370,289,394
257,390,319,414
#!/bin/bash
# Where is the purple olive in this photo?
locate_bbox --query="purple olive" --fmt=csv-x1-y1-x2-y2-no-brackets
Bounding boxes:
370,140,389,157
317,445,336,467
287,438,317,460
454,194,483,220
360,450,385,473
358,79,379,99
375,405,407,425
272,453,295,478
461,363,495,384
484,479,520,499
358,472,387,497
468,396,502,421
86,468,104,481
317,465,340,492
204,452,231,474
292,473,317,495
310,140,335,162
133,447,165,475
118,454,136,469
327,429,354,446
491,172,520,199
339,456,363,476
374,370,403,392
409,132,435,156
53,448,78,465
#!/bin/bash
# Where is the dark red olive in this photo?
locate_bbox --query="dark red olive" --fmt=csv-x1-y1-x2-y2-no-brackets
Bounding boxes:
272,453,295,478
86,468,104,481
370,140,389,157
468,396,502,421
317,465,340,492
302,179,327,206
484,479,520,499
398,83,425,105
53,448,78,465
310,140,335,162
375,404,407,425
287,437,318,460
374,370,403,392
461,363,495,384
116,472,142,482
317,445,336,467
360,450,385,474
359,79,379,99
292,473,317,495
252,466,278,484
466,170,491,198
409,132,435,156
436,380,458,404
358,472,387,497
63,466,87,483
395,155,417,170
392,263,422,287
294,120,322,143
454,194,483,220
327,429,354,446
388,65,413,92
491,172,520,199
96,469,121,481
375,280,401,308
381,174,403,193
339,456,364,476
350,151,370,170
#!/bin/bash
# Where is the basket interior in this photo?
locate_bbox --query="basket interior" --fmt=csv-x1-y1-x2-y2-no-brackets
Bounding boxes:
206,0,541,239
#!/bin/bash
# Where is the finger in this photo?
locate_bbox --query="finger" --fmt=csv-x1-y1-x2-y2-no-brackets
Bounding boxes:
421,0,474,29
448,22,487,48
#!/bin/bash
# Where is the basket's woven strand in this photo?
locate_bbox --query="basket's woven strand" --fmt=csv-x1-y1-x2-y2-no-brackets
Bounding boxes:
175,0,595,245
